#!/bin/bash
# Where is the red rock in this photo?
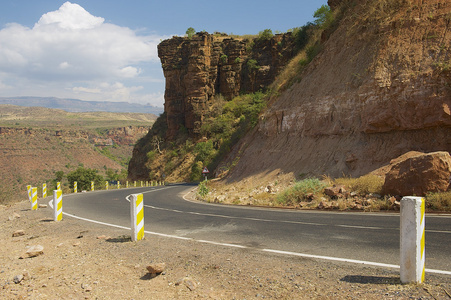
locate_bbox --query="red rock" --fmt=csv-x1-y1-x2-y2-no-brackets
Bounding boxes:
382,151,451,196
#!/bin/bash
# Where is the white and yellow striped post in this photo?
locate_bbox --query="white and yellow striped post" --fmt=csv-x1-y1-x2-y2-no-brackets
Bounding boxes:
91,181,95,191
126,181,129,188
118,182,121,189
27,185,32,201
134,181,136,187
73,181,77,193
53,189,63,221
105,181,109,190
42,183,47,198
400,196,425,284
31,187,38,210
140,181,143,187
130,193,144,241
57,182,61,190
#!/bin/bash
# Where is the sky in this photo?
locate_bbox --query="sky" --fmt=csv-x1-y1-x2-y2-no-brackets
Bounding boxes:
0,0,328,108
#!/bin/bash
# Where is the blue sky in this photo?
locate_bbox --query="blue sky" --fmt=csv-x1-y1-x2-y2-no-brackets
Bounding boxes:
0,1,327,107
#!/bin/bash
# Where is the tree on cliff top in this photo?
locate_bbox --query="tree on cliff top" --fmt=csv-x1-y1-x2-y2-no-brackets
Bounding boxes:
186,27,196,38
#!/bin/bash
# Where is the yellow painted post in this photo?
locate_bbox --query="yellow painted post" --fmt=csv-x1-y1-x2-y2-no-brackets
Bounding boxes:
27,185,32,201
91,181,94,191
126,181,129,188
134,181,136,187
57,182,61,190
401,197,426,284
74,181,77,193
53,189,63,221
42,183,47,198
105,181,109,190
31,187,38,210
140,181,143,187
130,193,144,241
118,182,121,189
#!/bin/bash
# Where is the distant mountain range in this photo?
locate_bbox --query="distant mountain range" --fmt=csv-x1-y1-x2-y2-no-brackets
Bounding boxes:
0,97,164,115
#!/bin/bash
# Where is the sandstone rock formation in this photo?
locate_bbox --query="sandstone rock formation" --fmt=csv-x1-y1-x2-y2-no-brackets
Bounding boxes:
158,32,296,138
382,151,451,196
219,0,451,184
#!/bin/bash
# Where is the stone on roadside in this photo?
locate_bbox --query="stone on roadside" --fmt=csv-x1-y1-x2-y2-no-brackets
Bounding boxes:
175,277,197,291
96,235,110,240
20,245,44,259
38,204,47,208
13,274,23,284
8,212,21,221
12,230,25,237
146,263,166,274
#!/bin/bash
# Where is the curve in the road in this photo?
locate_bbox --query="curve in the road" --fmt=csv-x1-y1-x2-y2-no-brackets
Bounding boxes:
50,186,451,276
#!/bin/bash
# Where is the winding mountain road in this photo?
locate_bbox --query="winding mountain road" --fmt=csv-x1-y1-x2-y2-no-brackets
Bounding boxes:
58,184,451,274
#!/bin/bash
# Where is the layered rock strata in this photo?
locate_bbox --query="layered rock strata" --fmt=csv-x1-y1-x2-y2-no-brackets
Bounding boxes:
158,32,295,138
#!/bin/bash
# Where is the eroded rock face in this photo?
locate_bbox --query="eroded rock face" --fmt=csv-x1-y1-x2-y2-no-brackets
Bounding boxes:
158,32,295,138
382,152,451,196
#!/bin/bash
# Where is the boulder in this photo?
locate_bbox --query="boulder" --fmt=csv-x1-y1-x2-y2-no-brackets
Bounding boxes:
382,151,451,196
146,263,166,274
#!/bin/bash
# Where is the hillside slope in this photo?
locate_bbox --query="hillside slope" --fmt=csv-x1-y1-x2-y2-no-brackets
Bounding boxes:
0,105,155,204
220,0,451,186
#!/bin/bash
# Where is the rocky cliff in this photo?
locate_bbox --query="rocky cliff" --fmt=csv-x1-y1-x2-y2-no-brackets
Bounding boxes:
158,32,296,138
221,0,451,185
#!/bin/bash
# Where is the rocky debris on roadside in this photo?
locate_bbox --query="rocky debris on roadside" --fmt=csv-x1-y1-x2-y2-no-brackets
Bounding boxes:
13,274,23,284
38,204,47,208
12,230,25,237
8,212,21,221
146,263,166,275
175,277,198,291
96,235,111,240
19,245,44,259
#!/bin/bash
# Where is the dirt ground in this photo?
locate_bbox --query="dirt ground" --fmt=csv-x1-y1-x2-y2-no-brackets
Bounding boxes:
1,198,450,299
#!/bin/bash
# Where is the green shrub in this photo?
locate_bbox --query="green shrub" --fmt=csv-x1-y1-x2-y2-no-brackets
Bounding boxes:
257,29,273,42
197,180,209,198
313,5,333,29
220,54,228,64
247,59,260,71
66,167,103,191
146,150,156,161
277,178,326,206
186,27,196,38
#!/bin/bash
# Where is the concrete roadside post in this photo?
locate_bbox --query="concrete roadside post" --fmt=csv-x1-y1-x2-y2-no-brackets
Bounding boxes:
57,182,61,190
105,181,109,190
134,181,136,187
53,189,63,221
27,185,32,201
31,187,38,210
42,183,47,198
126,181,129,188
91,181,94,191
74,181,77,193
118,182,121,189
130,193,144,241
400,196,425,284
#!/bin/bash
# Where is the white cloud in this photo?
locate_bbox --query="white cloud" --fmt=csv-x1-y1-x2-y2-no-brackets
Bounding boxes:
35,2,104,30
0,2,168,107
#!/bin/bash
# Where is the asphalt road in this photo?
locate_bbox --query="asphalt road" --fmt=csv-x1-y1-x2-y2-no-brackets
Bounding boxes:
60,184,451,273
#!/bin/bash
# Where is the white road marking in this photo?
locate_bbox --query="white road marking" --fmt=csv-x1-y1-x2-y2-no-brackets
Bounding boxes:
49,186,451,276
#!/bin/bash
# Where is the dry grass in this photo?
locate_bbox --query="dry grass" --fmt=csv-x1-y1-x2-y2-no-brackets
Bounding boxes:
426,191,451,211
333,174,384,195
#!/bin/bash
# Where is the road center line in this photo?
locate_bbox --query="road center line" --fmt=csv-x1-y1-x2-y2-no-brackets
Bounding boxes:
48,189,451,276
53,200,451,276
